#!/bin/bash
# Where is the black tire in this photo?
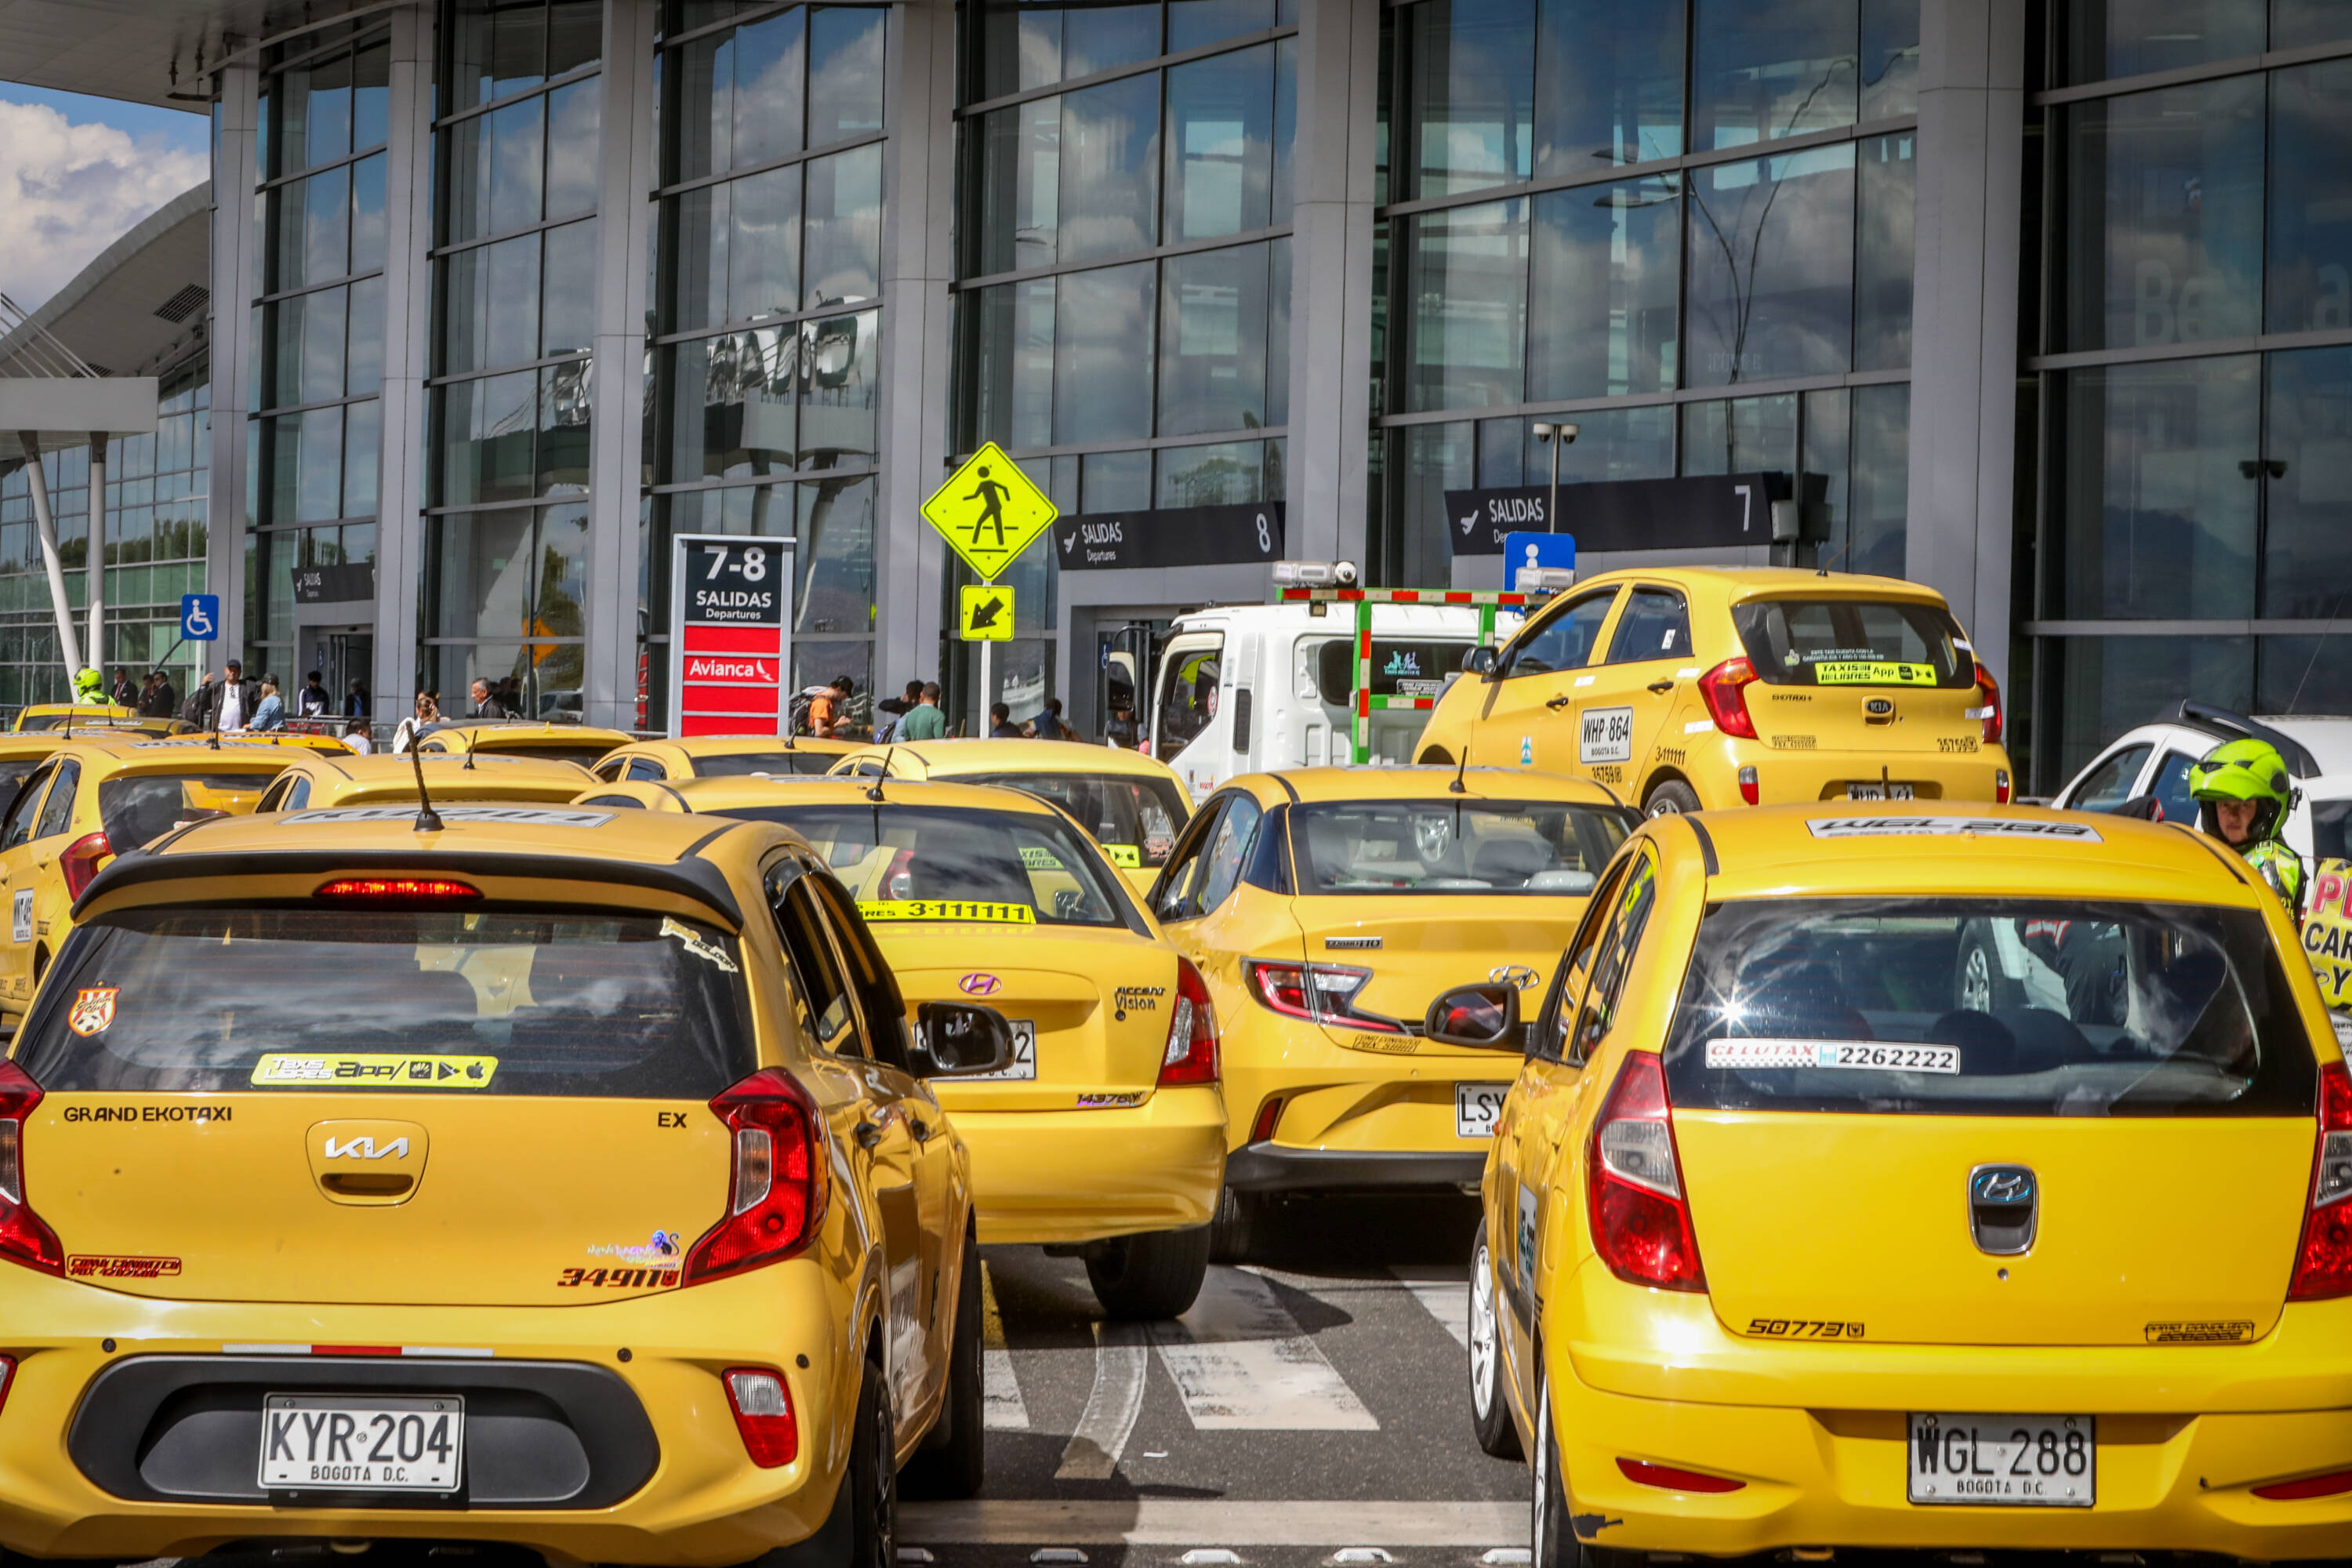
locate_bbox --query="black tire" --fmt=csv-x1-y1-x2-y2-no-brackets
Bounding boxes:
1642,780,1701,817
1207,1187,1261,1265
901,1229,984,1499
759,1355,895,1568
1954,925,2020,1013
1468,1221,1521,1459
1086,1225,1211,1319
1532,1353,1625,1568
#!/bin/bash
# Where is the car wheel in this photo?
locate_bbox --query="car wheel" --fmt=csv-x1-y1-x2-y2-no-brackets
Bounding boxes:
1086,1224,1211,1319
1208,1187,1261,1265
1468,1220,1521,1459
1642,781,1701,817
756,1353,895,1568
1955,927,2018,1014
1532,1352,1624,1568
901,1228,984,1500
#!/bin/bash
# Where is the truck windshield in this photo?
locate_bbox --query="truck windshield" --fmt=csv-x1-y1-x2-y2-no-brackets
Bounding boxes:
1156,640,1222,753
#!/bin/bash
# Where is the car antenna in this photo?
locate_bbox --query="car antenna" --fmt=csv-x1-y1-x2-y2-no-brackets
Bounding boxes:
409,742,444,833
1449,750,1471,795
461,728,479,771
866,745,895,803
1816,540,1853,577
207,691,221,750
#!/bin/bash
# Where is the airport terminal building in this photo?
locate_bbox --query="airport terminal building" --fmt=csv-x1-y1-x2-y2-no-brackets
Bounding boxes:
2,0,2348,788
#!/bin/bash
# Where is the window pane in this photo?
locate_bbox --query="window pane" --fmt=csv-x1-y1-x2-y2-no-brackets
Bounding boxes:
2261,634,2352,713
1166,43,1274,244
1060,72,1161,264
354,37,390,149
535,501,591,640
1532,0,1682,175
1406,197,1527,412
437,368,539,506
804,143,881,307
1801,385,1849,562
730,165,803,321
1054,261,1157,445
1083,447,1152,510
343,398,381,518
735,5,808,165
542,220,597,357
546,0,601,76
1407,0,1534,198
1849,381,1908,578
298,285,348,406
2260,346,2352,619
1272,37,1297,223
953,279,1056,452
665,184,728,333
1159,241,1271,437
1528,174,1677,401
2059,76,2263,352
297,405,345,522
545,78,601,220
964,98,1060,275
1856,132,1915,371
2063,0,2263,84
1392,420,1472,593
1157,439,1275,507
2047,635,2252,787
799,474,876,634
448,95,546,244
450,0,546,114
1064,4,1162,80
669,31,732,183
1691,0,1857,151
1862,0,1918,119
539,360,593,495
1680,394,1795,477
808,7,885,146
2274,0,2352,50
1686,143,1855,386
1267,234,1290,426
801,308,880,468
281,49,352,172
442,230,543,375
2269,60,2352,336
2056,356,2258,619
1170,0,1276,54
350,152,387,274
304,165,351,284
970,0,1064,98
663,328,800,481
1523,404,1674,485
429,506,535,638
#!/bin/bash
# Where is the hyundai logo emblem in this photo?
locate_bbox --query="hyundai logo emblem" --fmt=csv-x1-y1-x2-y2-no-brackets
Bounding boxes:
1865,698,1895,717
1968,1163,2038,1255
958,972,1001,996
1488,964,1541,990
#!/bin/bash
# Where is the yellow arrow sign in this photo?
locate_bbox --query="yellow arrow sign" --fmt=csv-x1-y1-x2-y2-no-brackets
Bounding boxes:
959,583,1015,641
921,442,1058,581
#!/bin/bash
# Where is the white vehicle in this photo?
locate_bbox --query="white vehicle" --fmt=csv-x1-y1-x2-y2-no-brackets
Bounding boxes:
2051,700,2352,858
1147,602,1519,801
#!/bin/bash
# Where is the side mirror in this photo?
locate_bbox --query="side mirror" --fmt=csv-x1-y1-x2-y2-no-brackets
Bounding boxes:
1425,983,1524,1051
913,1000,1015,1077
1462,646,1498,680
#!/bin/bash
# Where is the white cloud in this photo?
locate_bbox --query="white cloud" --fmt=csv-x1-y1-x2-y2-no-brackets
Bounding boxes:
0,100,207,314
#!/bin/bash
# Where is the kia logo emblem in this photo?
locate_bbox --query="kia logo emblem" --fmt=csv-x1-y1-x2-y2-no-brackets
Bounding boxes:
959,973,1001,996
1865,698,1894,716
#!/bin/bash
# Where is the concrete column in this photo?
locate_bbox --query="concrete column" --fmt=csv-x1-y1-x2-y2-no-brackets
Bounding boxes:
16,439,82,676
1284,0,1379,568
580,0,658,732
372,2,437,724
872,0,957,698
1905,0,2027,688
207,59,260,675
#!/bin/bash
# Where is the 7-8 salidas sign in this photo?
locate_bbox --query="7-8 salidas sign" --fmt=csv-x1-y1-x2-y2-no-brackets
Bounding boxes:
667,533,795,739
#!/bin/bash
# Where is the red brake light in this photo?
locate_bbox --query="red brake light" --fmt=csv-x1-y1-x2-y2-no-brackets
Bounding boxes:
684,1069,826,1285
2290,1062,2352,1301
315,878,481,902
1586,1051,1704,1292
0,1063,61,1277
1617,1457,1744,1494
1697,659,1759,741
1159,957,1218,1086
1995,768,2013,806
1736,766,1759,806
1244,960,1405,1033
721,1368,799,1468
1973,665,2003,746
1249,1096,1286,1144
2254,1468,2352,1501
59,833,110,902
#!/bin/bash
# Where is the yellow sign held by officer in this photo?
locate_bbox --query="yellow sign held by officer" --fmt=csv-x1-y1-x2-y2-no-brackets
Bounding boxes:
921,441,1057,581
959,583,1015,641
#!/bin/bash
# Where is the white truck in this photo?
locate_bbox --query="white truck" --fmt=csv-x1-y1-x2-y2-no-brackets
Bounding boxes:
1145,601,1519,802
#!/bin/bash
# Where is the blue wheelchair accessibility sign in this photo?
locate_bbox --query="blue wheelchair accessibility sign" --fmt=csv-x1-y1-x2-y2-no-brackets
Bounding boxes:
181,593,220,642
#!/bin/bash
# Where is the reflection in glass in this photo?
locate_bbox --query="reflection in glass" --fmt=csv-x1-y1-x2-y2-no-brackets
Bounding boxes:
449,0,547,114
1407,0,1534,199
969,0,1161,100
1856,132,1914,371
670,31,736,183
2059,76,2263,351
437,369,540,506
304,166,352,286
964,97,1061,275
2049,635,2252,787
546,0,600,76
539,361,592,495
541,220,597,356
441,231,543,375
1861,0,1918,119
447,95,545,244
1166,43,1275,244
953,280,1056,451
802,309,880,468
2063,0,2263,85
731,165,804,321
1849,382,1908,577
1054,263,1157,445
798,474,877,634
1157,440,1276,507
535,502,591,646
1082,448,1153,510
809,8,886,146
1802,387,1849,563
1393,420,1473,593
1532,0,1682,173
663,328,802,481
343,399,381,519
734,6,808,167
347,154,388,277
297,405,345,522
1159,241,1272,437
2275,0,2352,50
544,78,601,220
804,143,882,307
2259,347,2352,619
1528,175,1678,401
1685,143,1855,385
2268,60,2352,336
1680,394,1795,476
1406,198,1527,412
296,285,348,407
1170,0,1276,53
2260,635,2352,713
1060,73,1161,264
1691,0,1858,151
428,507,535,640
1272,38,1298,223
1267,236,1290,426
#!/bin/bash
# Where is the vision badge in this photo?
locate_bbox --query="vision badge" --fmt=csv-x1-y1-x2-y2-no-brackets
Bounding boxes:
68,986,118,1037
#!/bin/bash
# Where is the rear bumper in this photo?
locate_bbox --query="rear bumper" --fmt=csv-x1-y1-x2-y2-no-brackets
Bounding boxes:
1672,739,2017,811
1225,1141,1485,1194
949,1085,1225,1244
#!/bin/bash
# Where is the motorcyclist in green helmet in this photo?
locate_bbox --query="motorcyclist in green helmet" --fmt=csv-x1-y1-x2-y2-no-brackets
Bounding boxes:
2188,736,2306,918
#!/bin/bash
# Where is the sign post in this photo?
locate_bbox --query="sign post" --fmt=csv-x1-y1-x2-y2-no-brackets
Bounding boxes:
920,441,1058,727
667,534,794,738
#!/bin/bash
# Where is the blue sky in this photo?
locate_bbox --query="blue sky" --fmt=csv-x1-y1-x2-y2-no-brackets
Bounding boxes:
0,85,211,311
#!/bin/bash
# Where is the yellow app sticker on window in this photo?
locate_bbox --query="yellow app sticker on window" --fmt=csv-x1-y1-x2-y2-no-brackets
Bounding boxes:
858,899,1038,925
251,1053,500,1087
1019,845,1067,870
1812,661,1939,687
1102,844,1142,868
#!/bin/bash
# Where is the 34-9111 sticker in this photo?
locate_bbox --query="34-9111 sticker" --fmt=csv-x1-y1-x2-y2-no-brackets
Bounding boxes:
1705,1038,1961,1074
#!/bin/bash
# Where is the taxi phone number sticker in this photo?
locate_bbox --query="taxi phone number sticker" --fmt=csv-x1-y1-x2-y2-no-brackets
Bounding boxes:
251,1053,499,1087
1810,660,1939,686
1705,1037,1960,1074
858,900,1036,924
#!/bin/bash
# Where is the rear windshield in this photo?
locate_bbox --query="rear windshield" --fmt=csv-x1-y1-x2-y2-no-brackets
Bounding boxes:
99,770,281,848
16,907,754,1096
1291,800,1631,895
1733,599,1973,688
955,771,1189,867
716,804,1136,927
1664,898,2316,1116
695,751,841,778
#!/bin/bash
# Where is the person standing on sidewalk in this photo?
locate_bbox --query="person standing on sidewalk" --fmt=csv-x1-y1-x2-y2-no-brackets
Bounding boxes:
898,681,947,741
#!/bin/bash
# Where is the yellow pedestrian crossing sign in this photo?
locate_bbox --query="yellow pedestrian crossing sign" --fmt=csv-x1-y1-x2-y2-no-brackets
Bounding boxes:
959,583,1015,641
922,442,1058,581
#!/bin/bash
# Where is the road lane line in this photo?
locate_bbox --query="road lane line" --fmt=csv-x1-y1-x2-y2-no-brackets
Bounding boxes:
980,1261,1031,1431
1149,1265,1377,1430
901,1500,1522,1546
1053,1320,1148,1478
1391,1265,1471,1348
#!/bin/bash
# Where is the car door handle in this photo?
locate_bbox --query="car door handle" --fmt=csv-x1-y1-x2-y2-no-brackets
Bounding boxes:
853,1120,884,1150
1646,679,1675,695
1544,694,1573,710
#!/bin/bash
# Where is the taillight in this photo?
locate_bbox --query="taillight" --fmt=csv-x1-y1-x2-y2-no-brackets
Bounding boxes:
1697,659,1758,741
1159,957,1218,1086
2289,1062,2352,1300
722,1368,799,1468
1586,1052,1704,1292
315,877,481,902
1994,768,2013,805
1249,1097,1286,1143
2254,1468,2352,1501
0,1356,16,1413
1736,765,1759,806
0,1063,61,1277
1244,960,1405,1033
59,833,109,902
1617,1457,1744,1494
1973,665,2003,746
683,1069,826,1286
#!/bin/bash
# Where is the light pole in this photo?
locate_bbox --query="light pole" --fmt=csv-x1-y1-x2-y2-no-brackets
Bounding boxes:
1530,421,1578,537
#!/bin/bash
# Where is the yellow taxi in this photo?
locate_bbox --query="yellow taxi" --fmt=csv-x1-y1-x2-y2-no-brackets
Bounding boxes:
12,706,139,733
1146,767,1632,1259
414,721,635,769
1439,802,2352,1563
1414,568,2016,817
255,752,597,812
576,775,1226,1317
590,735,865,784
0,739,303,1020
827,740,1192,899
0,801,1008,1563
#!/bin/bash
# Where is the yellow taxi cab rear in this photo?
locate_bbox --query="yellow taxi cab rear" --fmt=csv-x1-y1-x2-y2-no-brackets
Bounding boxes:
828,740,1191,899
1464,803,2352,1563
12,706,138,733
579,774,1225,1316
1149,767,1632,1259
591,735,862,784
255,751,596,811
416,721,634,769
0,801,994,1564
1415,568,2016,817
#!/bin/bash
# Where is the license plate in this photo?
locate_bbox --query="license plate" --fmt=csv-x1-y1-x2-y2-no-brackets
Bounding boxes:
961,1018,1036,1081
260,1396,464,1493
1456,1082,1509,1138
1907,1414,2092,1507
1846,782,1916,800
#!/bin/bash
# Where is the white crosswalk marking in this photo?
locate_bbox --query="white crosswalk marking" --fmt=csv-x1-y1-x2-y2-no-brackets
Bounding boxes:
979,1261,1030,1431
1391,1265,1471,1348
1149,1265,1378,1430
900,1500,1521,1546
1054,1320,1149,1478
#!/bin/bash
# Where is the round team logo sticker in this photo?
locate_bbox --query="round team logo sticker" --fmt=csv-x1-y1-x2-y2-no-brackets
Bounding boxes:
959,972,1002,996
68,987,118,1036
